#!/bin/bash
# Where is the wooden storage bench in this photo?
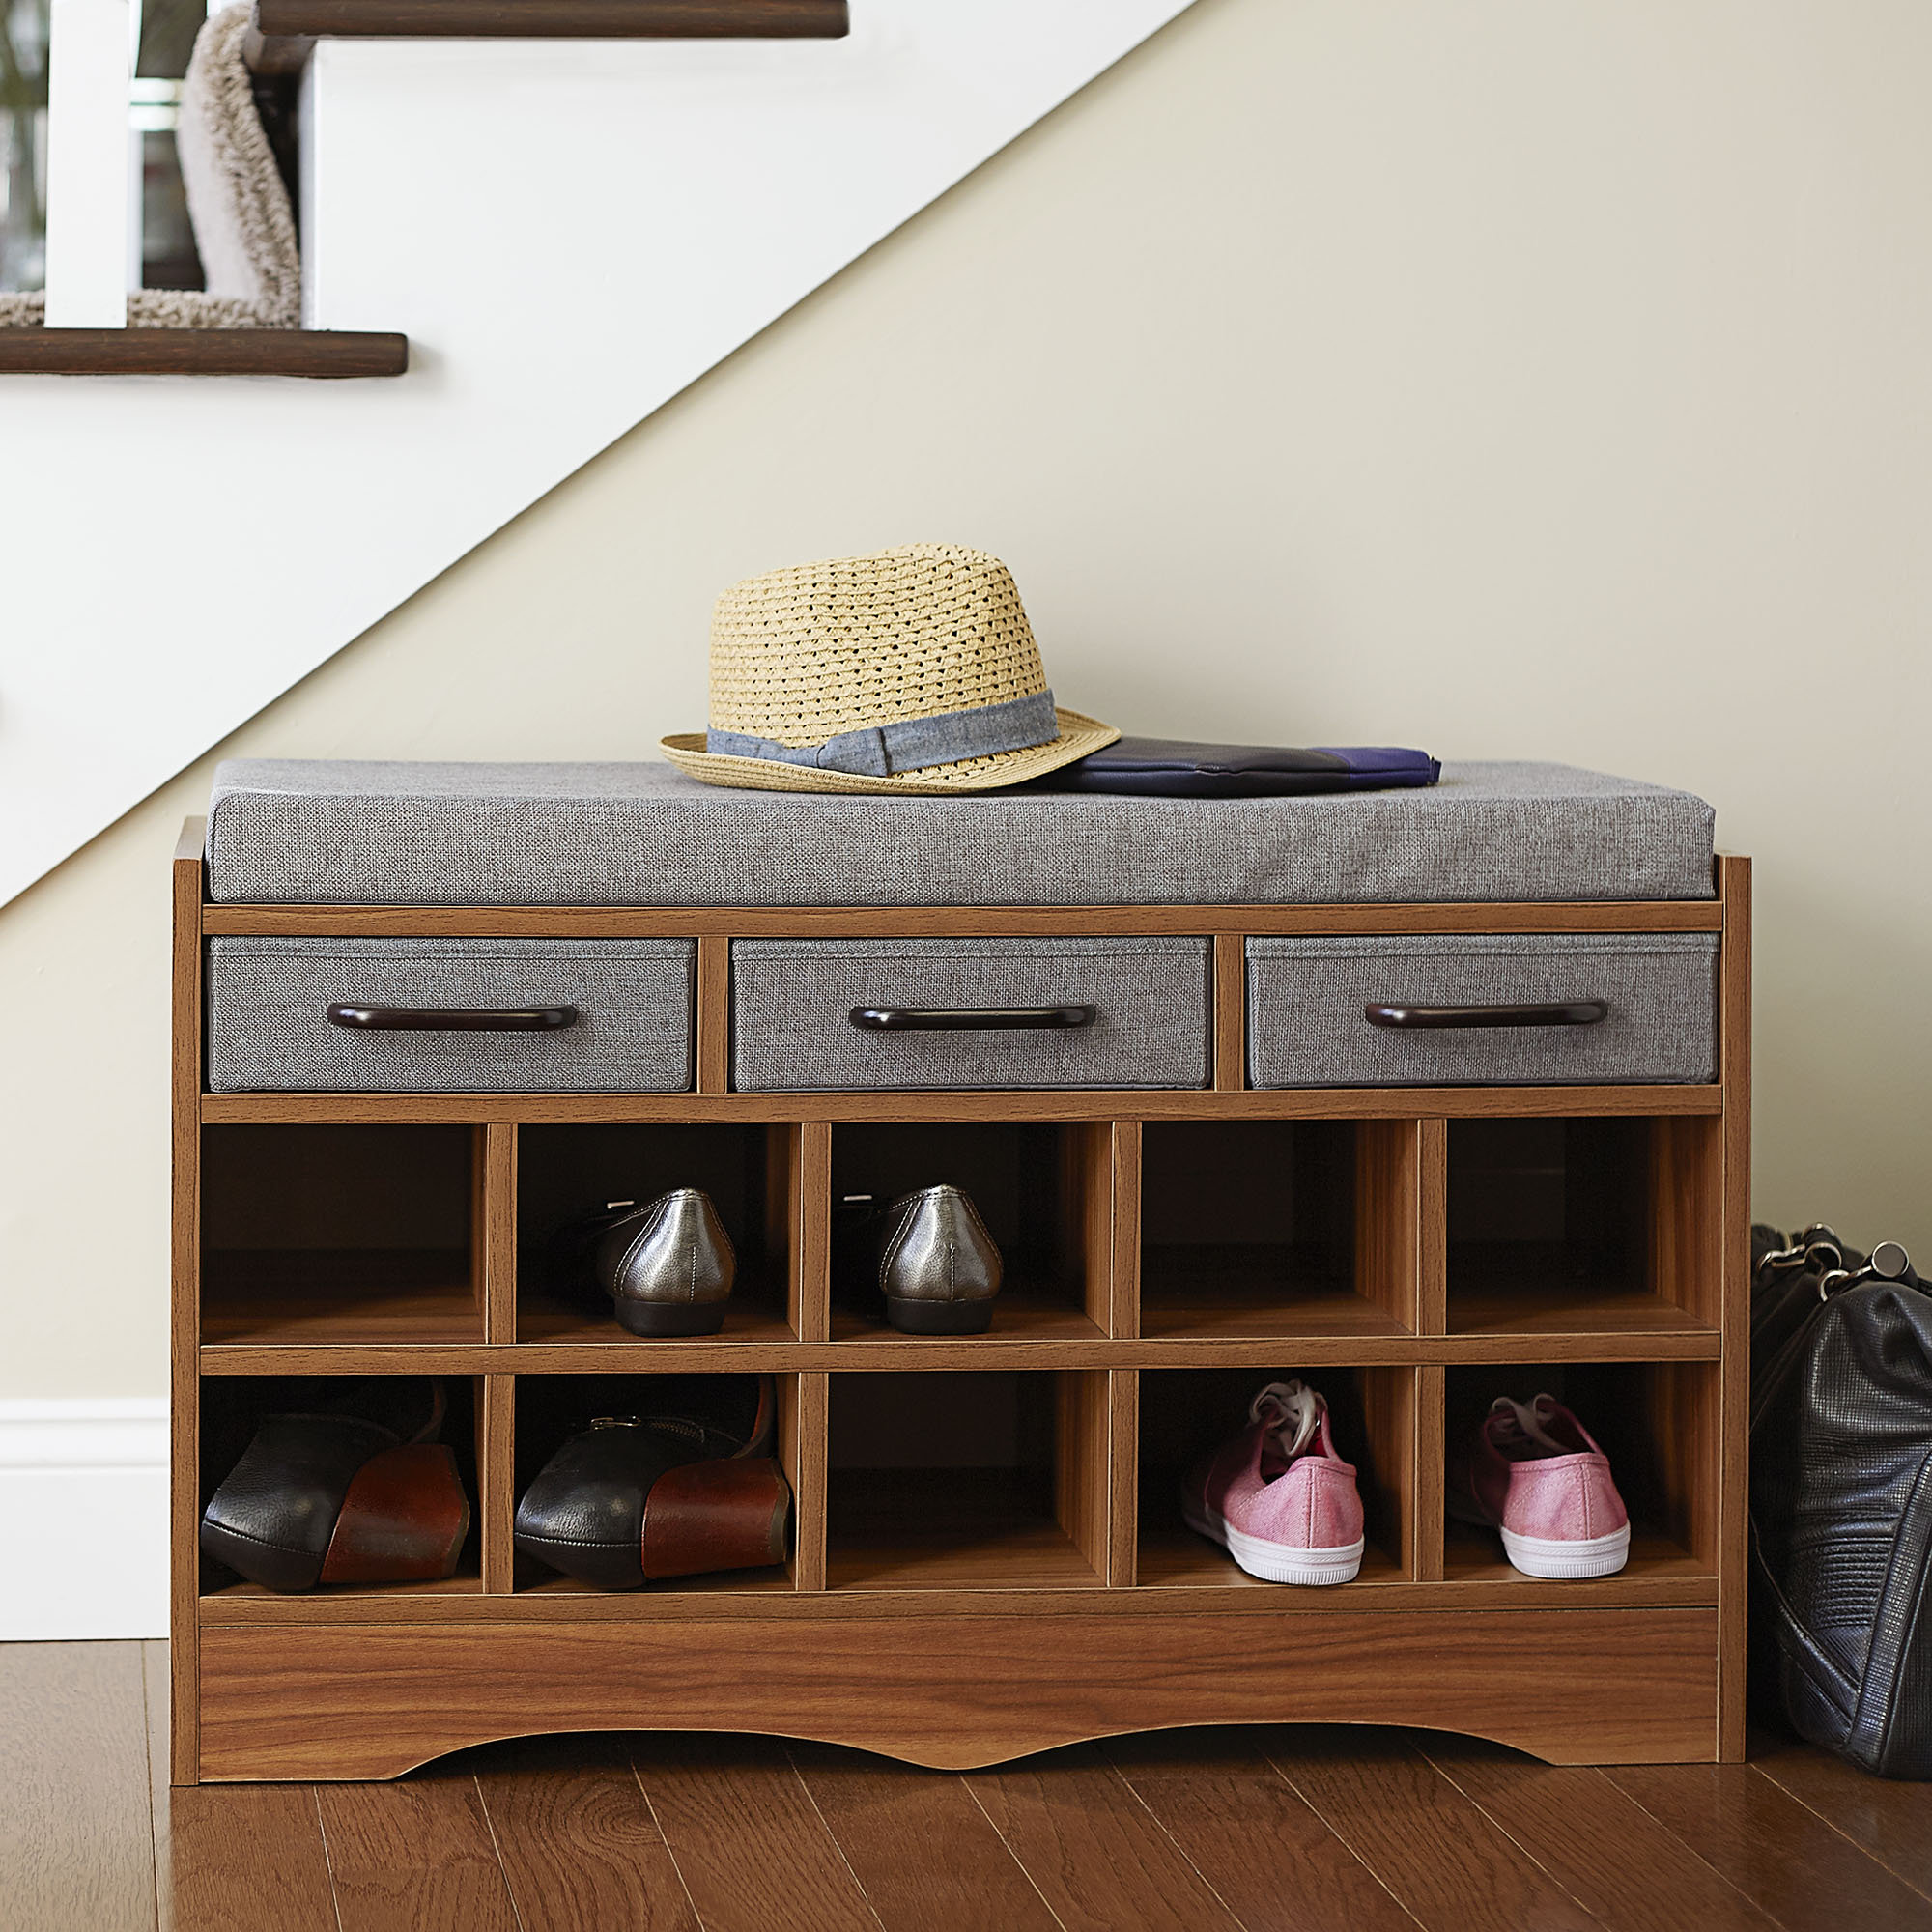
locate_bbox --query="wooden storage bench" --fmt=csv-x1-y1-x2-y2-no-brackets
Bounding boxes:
170,818,1748,1782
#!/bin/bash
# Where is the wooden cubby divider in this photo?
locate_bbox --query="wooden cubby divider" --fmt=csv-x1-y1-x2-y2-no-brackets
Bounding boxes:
176,828,1749,1777
479,1375,516,1594
780,1372,828,1590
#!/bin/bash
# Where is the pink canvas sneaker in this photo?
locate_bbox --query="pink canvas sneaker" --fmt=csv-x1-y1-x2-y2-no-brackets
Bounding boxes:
1181,1380,1365,1584
1449,1393,1631,1579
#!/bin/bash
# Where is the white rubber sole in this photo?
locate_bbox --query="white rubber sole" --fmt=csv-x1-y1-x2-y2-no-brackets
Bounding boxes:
1499,1522,1631,1579
1182,1498,1364,1586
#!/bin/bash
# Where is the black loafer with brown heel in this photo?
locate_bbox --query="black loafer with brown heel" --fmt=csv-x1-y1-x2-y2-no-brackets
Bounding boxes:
199,1378,471,1593
513,1374,791,1589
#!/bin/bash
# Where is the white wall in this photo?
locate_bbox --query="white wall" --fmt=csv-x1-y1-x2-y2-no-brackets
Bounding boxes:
4,0,1931,1410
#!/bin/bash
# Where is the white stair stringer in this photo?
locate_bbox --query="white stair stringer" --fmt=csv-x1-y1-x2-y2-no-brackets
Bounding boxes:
0,0,1195,905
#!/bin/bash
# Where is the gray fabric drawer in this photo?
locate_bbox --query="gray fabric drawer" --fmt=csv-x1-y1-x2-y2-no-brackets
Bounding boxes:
207,937,696,1092
206,759,1717,907
1246,933,1719,1087
731,937,1211,1091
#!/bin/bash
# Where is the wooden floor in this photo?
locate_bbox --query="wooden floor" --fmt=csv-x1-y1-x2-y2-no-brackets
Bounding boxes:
4,1645,1930,1932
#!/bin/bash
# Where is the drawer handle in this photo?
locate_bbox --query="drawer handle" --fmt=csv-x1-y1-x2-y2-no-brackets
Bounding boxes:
849,1005,1097,1032
326,1003,580,1032
1365,1000,1609,1030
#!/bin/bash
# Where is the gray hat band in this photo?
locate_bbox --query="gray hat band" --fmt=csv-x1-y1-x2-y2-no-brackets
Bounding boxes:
707,689,1059,779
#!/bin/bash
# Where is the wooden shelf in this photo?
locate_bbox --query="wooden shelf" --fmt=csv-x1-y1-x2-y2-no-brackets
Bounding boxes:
1140,1247,1406,1342
514,1564,794,1599
825,1469,1105,1593
1135,1522,1406,1591
254,0,847,36
516,1288,796,1348
201,1248,479,1347
0,328,408,377
202,1568,481,1603
830,1283,1105,1347
1442,1523,1711,1587
201,1084,1727,1125
1447,1273,1712,1338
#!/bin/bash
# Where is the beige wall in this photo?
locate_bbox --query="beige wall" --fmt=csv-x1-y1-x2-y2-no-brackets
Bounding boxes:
5,0,1929,1396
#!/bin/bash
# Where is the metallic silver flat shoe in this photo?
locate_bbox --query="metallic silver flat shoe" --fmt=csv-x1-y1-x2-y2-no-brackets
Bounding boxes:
836,1183,1003,1335
568,1188,737,1337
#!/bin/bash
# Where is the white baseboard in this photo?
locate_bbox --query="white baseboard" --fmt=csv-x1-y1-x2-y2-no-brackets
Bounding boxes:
0,1399,168,1640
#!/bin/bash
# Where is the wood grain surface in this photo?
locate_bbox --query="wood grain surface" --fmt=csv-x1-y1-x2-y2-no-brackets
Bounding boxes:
788,1740,1060,1932
1605,1761,1932,1932
202,899,1726,938
193,1608,1719,1779
0,328,408,377
0,1644,158,1932
170,826,205,1784
1270,1728,1598,1932
1102,1726,1420,1932
317,1777,521,1932
1716,855,1753,1760
1749,1727,1932,1895
21,1641,1932,1932
1420,1735,1780,1932
965,1745,1243,1932
254,0,849,36
201,1083,1726,1124
628,1733,879,1931
177,844,1751,1800
473,1736,698,1932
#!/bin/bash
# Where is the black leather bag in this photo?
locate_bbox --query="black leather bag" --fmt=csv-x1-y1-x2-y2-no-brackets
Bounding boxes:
1750,1223,1932,1776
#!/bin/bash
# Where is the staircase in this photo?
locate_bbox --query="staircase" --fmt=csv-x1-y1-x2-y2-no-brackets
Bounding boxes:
0,0,1194,904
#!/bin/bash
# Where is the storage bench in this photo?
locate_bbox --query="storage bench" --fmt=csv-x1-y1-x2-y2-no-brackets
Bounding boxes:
172,758,1749,1782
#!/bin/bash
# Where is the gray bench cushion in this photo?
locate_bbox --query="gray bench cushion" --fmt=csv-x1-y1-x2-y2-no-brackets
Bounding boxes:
205,759,1716,907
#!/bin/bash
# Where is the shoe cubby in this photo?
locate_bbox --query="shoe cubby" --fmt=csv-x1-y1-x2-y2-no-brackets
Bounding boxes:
1445,1117,1719,1335
200,1124,482,1347
1138,1120,1416,1339
827,1122,1117,1342
1134,1366,1415,1589
197,1374,484,1599
508,1372,801,1595
1439,1360,1719,1585
825,1370,1115,1589
514,1124,801,1344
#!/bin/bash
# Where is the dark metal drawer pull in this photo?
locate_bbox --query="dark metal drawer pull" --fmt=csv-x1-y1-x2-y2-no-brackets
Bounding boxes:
1365,1000,1609,1030
849,1005,1097,1032
326,1003,580,1032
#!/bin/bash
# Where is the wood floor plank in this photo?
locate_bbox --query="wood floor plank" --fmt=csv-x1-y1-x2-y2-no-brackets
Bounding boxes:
1749,1733,1932,1901
629,1733,881,1932
143,1639,337,1932
142,1642,172,1932
316,1776,521,1932
0,1641,157,1932
788,1741,1060,1932
963,1744,1241,1932
165,1787,339,1932
1608,1762,1932,1932
1419,1736,1777,1932
1264,1727,1595,1932
474,1735,700,1932
1101,1728,1421,1932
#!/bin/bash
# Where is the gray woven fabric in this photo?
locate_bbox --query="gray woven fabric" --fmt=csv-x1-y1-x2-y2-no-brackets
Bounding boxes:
1245,933,1719,1088
207,937,695,1093
731,937,1211,1091
205,759,1716,907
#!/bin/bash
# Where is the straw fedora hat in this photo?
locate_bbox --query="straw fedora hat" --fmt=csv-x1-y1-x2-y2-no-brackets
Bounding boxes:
660,542,1119,795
